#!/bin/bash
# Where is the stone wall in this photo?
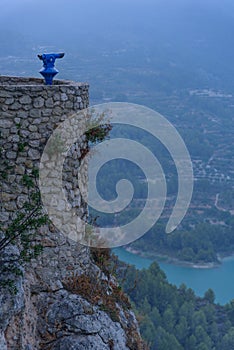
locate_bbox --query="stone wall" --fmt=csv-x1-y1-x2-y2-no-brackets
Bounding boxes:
0,75,89,220
0,75,90,281
0,76,145,350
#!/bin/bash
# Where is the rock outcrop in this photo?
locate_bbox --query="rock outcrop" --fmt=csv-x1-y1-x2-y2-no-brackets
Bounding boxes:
0,76,145,350
1,237,144,350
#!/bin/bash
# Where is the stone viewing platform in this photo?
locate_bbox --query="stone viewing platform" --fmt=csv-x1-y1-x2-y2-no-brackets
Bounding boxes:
0,75,88,86
0,76,89,110
0,75,89,228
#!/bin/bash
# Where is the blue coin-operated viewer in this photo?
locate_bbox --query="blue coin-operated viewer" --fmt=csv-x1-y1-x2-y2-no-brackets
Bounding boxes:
38,53,65,85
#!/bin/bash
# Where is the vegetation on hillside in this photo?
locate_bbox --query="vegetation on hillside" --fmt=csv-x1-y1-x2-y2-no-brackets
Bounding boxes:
130,220,234,264
117,259,234,350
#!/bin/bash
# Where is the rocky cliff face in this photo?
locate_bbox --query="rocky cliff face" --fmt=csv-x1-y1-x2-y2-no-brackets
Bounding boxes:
0,237,144,350
0,76,145,350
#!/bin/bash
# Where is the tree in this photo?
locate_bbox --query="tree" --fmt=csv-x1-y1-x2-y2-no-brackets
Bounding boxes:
186,335,197,350
226,299,234,323
0,167,47,292
140,316,155,346
179,301,194,325
150,306,161,327
192,310,207,330
220,328,234,350
162,307,175,333
175,316,188,343
154,326,183,350
197,343,210,350
195,326,212,347
204,288,215,304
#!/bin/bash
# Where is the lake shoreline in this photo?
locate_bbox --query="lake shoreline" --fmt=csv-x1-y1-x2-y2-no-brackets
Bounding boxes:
124,246,222,269
113,247,234,305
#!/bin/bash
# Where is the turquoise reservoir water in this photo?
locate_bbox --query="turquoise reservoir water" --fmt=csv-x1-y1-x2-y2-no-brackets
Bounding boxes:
113,248,234,305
